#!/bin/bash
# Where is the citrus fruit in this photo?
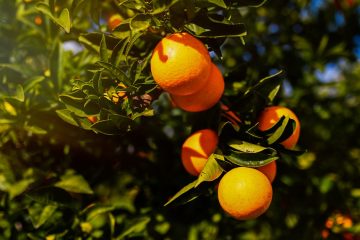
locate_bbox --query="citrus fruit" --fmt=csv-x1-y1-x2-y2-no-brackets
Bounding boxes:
181,129,218,176
171,63,224,112
258,106,300,149
150,32,211,96
218,167,273,220
108,14,122,31
257,161,277,183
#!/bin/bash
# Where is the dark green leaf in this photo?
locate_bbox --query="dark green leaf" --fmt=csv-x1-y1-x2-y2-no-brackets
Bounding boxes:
164,180,197,207
90,119,126,135
224,150,278,167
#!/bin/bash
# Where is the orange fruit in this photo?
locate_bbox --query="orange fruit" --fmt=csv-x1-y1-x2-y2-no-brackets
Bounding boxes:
34,16,43,25
221,103,241,126
218,167,273,220
258,106,301,149
181,129,218,176
257,161,277,183
150,32,211,96
171,63,224,112
87,116,98,123
108,14,122,31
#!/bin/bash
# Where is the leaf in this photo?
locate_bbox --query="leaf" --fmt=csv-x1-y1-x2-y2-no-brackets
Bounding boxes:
116,217,151,239
29,204,57,229
36,3,71,33
24,125,48,135
9,179,35,199
227,140,277,156
14,85,24,102
224,150,278,167
25,187,79,209
56,109,80,127
195,154,223,187
196,0,227,8
266,116,296,145
54,174,93,194
96,61,130,86
58,8,71,33
151,0,181,14
186,10,247,38
99,34,108,62
85,205,116,221
90,119,126,135
164,180,197,207
130,14,151,32
24,76,45,92
229,0,268,7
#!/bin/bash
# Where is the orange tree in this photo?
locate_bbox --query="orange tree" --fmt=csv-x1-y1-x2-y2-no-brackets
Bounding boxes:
0,0,359,239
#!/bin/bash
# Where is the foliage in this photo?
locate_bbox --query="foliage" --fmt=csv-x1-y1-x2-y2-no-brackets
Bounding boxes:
0,0,359,239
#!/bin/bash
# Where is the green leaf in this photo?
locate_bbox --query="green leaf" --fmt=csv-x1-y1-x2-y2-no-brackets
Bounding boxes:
195,154,223,187
24,125,48,135
85,205,116,221
58,8,71,33
130,14,151,32
229,0,268,7
9,178,35,199
56,109,80,127
196,0,227,8
164,180,197,207
36,3,71,33
266,116,296,145
54,174,93,194
99,34,108,62
227,140,275,154
96,61,130,86
23,76,45,92
90,119,127,135
117,217,151,239
14,85,24,102
29,204,57,229
186,10,247,38
224,150,278,167
151,0,181,14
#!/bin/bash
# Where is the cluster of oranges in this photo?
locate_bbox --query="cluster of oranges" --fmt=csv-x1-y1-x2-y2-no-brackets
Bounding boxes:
322,212,355,239
179,105,300,220
151,32,301,220
150,32,225,112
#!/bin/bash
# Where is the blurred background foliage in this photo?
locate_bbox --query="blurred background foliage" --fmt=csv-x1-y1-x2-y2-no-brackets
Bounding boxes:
0,0,359,239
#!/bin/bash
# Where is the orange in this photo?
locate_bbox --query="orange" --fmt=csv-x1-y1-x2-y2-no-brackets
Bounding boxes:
181,129,218,176
150,32,211,96
221,103,241,126
258,106,300,149
171,63,224,112
87,116,98,123
108,14,122,31
34,16,43,25
217,167,272,220
257,161,277,183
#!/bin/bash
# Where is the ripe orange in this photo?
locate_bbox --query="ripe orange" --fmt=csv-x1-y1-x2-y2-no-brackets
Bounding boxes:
181,129,218,176
150,32,211,96
108,14,122,31
171,63,224,112
34,16,43,25
256,161,277,183
87,116,98,123
218,167,273,220
258,106,300,149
